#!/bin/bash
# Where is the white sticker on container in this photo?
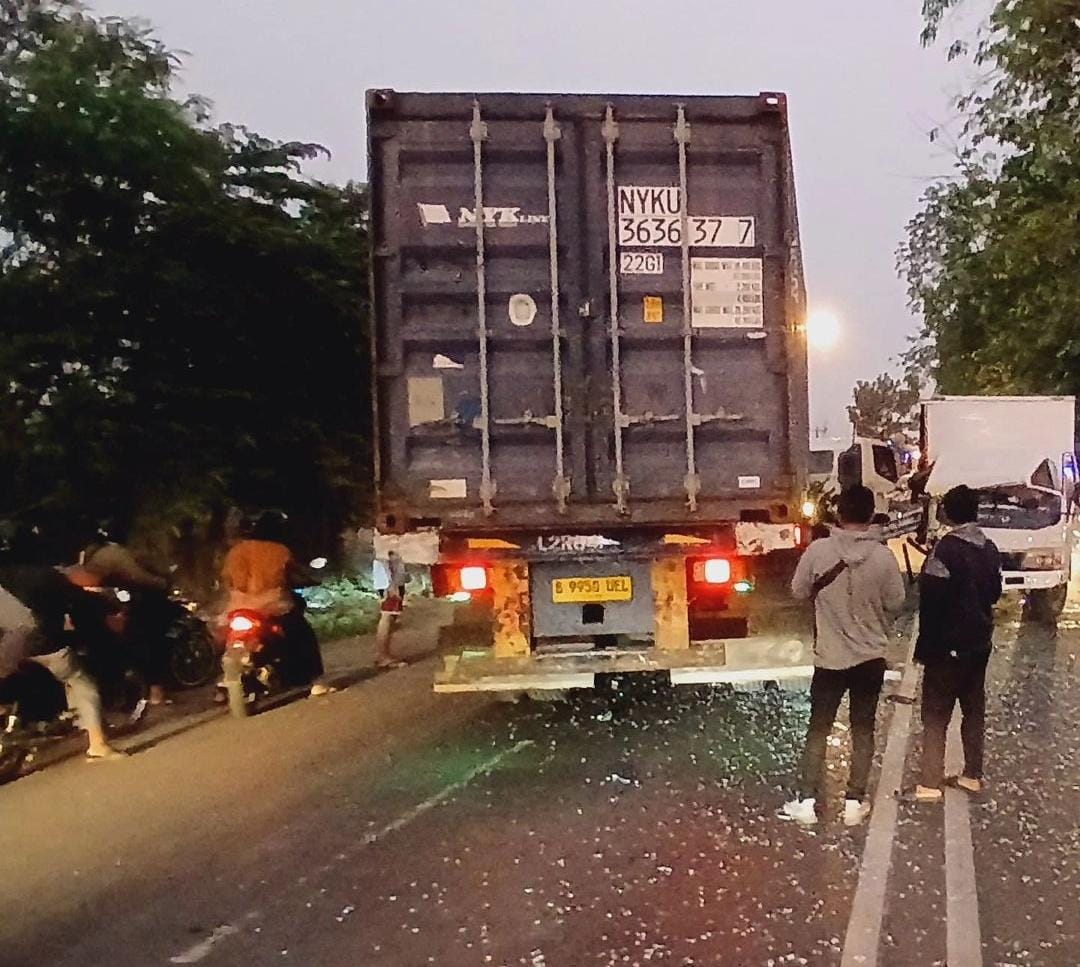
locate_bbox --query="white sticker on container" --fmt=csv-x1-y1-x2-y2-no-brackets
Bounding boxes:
416,203,453,226
433,353,464,370
690,258,764,328
407,377,445,426
738,475,762,489
430,478,467,500
508,293,537,327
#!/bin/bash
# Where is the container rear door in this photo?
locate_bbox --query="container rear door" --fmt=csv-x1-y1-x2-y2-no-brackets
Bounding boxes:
370,92,806,531
587,99,801,516
370,98,589,524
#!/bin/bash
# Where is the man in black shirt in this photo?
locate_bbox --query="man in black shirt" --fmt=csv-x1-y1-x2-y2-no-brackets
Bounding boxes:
915,485,1002,800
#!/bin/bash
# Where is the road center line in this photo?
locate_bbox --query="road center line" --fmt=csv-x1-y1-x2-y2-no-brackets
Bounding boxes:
167,741,534,965
361,738,535,846
169,924,240,964
944,717,983,967
841,627,919,967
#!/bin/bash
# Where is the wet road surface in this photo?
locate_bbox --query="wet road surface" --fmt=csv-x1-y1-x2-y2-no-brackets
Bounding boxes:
1,589,1077,966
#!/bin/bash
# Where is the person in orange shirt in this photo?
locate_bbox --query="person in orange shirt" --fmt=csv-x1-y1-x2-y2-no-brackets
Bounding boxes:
221,512,327,695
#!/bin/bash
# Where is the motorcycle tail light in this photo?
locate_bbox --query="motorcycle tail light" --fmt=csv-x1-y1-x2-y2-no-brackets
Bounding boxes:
229,614,257,634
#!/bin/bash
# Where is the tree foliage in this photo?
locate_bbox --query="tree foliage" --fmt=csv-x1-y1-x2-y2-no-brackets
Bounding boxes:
900,0,1080,398
848,372,922,439
0,1,369,557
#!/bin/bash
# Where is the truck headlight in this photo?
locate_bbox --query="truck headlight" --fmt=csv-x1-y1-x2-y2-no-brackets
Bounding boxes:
1022,549,1065,571
801,499,817,519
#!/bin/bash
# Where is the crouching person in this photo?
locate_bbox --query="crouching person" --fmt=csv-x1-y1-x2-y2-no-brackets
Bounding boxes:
1,563,124,761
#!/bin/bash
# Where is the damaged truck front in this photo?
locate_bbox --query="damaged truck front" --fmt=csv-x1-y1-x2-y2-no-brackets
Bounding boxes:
921,396,1077,620
367,91,811,693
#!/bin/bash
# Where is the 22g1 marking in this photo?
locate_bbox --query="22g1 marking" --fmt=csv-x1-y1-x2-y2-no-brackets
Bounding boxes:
619,252,664,275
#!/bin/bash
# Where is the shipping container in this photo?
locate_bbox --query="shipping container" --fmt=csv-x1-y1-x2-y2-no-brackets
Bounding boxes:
367,90,814,692
369,90,808,533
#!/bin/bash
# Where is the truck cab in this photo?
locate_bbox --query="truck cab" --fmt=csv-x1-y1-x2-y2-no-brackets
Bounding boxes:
925,455,1075,617
807,438,918,536
919,395,1078,620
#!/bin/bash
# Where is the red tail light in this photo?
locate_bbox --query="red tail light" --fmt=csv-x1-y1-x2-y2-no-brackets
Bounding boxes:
702,558,732,585
690,556,737,586
431,563,492,598
229,614,257,634
459,566,488,592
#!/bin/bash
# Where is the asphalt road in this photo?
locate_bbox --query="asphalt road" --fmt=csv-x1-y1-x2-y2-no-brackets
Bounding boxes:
1,587,1077,967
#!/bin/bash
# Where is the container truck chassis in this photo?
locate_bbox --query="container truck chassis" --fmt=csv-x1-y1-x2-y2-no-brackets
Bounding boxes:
381,525,814,693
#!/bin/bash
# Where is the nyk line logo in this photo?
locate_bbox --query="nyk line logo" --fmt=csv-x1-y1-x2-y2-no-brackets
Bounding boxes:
417,203,549,228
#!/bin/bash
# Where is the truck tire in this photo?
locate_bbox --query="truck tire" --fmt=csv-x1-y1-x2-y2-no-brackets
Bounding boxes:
1029,584,1067,622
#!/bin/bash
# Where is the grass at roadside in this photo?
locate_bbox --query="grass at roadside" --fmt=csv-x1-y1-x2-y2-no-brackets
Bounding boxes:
302,577,382,642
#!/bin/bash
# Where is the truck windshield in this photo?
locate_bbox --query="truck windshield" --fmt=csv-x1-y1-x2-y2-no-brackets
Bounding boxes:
976,485,1062,530
808,451,834,475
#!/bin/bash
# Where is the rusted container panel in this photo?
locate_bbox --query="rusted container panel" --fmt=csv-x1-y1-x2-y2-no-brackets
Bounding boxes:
368,90,808,533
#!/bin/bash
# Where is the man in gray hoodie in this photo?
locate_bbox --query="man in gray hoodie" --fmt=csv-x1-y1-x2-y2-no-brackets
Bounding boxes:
782,484,907,826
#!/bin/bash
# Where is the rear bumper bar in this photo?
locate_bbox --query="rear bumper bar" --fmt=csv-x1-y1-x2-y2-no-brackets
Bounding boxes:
434,637,814,693
1001,569,1066,591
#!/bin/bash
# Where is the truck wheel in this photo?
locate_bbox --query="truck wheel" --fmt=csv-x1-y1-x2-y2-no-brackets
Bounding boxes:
1029,585,1067,622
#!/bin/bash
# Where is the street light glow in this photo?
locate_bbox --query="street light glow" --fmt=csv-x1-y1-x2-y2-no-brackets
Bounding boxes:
806,309,840,350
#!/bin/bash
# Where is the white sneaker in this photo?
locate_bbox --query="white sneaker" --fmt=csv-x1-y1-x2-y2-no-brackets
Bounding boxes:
844,799,872,827
780,797,818,825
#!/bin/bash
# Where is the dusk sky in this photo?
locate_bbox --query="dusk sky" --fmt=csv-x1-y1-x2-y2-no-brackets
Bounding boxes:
91,0,987,441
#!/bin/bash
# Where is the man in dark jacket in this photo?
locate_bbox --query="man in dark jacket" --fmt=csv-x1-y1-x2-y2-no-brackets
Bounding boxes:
915,484,1002,800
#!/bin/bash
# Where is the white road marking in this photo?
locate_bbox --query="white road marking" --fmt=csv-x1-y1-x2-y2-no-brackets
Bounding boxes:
169,924,239,964
166,741,533,964
944,716,983,966
841,630,919,967
361,739,534,845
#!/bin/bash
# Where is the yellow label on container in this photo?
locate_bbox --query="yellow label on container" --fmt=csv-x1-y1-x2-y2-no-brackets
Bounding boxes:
643,296,663,324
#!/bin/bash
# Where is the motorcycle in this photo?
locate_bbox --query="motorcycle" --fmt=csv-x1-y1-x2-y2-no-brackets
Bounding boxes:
220,609,288,717
0,612,148,784
110,587,218,690
162,590,218,688
0,663,68,783
220,593,321,718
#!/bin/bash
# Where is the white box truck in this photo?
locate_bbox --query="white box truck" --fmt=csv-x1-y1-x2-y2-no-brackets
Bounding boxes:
921,396,1077,617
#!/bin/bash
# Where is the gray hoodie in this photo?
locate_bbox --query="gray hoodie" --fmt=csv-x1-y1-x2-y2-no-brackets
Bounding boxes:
791,527,907,670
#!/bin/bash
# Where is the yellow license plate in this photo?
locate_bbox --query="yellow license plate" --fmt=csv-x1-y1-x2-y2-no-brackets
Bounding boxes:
552,576,633,604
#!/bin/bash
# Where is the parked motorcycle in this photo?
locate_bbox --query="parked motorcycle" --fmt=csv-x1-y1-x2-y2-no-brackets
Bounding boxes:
109,587,218,690
0,663,68,783
162,590,218,688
